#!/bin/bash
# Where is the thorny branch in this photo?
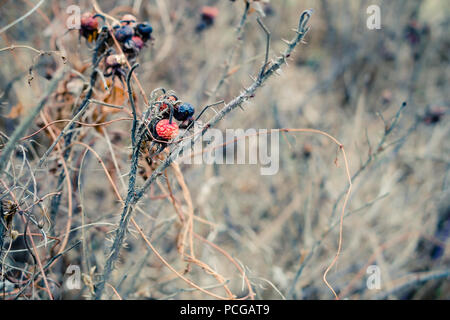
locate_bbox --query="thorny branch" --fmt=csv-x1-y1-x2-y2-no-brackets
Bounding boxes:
138,10,312,201
210,1,251,100
94,9,313,299
94,64,146,299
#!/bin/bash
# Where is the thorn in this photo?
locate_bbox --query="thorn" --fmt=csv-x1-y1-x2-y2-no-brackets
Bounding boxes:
210,107,220,116
244,87,253,95
281,39,291,45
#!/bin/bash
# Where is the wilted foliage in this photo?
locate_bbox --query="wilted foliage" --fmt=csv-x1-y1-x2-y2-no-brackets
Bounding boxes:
0,0,448,300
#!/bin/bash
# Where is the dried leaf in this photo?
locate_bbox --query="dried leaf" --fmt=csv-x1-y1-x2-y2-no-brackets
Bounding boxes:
227,65,241,77
101,82,125,109
5,103,24,119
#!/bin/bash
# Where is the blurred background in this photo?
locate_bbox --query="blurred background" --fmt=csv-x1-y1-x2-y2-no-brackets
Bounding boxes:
0,0,449,299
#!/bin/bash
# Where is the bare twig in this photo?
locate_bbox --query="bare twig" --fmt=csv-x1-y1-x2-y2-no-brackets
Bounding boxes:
127,64,140,146
210,2,251,100
13,241,81,299
0,0,45,34
330,102,408,221
374,270,450,300
256,17,271,76
0,67,67,175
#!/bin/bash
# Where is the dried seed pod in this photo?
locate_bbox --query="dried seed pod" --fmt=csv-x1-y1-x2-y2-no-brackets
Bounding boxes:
80,12,99,42
158,94,178,111
10,230,19,241
121,14,137,28
105,54,127,67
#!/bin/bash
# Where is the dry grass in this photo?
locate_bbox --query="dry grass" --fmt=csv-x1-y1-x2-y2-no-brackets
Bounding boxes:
0,0,448,300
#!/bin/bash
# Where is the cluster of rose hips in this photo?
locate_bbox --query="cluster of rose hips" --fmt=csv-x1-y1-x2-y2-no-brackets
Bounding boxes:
80,12,153,82
145,92,196,143
112,14,153,58
137,92,196,177
79,14,198,149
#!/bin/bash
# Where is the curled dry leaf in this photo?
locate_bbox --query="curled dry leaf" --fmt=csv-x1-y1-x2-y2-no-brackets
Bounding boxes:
5,103,24,119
